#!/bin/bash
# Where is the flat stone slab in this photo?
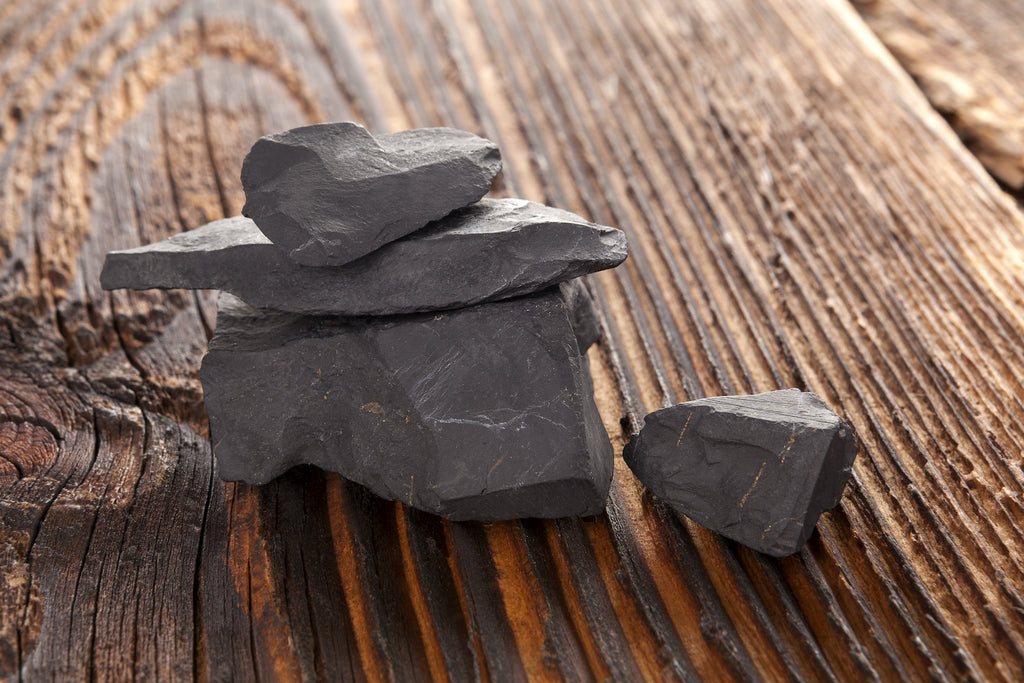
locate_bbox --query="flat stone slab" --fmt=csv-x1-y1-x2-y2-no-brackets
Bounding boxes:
241,122,502,266
200,282,613,520
99,199,627,315
623,389,857,556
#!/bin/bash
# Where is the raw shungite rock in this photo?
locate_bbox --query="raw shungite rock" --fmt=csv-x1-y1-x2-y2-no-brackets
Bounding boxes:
200,282,612,520
241,122,501,266
623,389,857,556
99,199,627,315
563,276,602,351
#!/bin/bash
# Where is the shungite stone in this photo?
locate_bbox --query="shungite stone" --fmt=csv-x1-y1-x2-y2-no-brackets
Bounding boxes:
562,276,602,351
99,199,627,315
622,389,857,556
199,282,612,520
241,122,501,266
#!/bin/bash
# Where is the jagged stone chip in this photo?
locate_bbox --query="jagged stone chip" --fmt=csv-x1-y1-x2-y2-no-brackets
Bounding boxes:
99,199,628,315
622,389,857,556
241,122,501,266
200,282,612,520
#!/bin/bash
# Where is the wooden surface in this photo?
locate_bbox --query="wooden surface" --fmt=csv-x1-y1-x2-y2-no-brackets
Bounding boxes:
3,0,1024,680
856,0,1024,190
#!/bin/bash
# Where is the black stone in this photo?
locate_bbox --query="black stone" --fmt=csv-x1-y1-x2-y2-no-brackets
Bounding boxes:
562,276,602,351
241,122,502,266
622,389,857,556
199,282,612,520
99,199,627,315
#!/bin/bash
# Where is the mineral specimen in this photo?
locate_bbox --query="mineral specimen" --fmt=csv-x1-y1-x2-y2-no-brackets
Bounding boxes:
622,389,857,556
99,120,630,521
99,199,627,315
241,122,501,266
200,282,612,520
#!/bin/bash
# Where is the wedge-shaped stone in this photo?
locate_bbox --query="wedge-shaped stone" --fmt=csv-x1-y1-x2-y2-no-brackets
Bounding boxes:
99,200,627,315
200,283,612,520
241,122,501,266
623,389,857,556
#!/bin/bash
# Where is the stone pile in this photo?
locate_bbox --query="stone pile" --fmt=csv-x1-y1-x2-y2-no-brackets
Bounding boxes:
102,122,860,554
102,122,627,520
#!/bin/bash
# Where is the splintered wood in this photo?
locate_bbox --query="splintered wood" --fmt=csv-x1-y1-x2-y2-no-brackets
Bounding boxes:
856,0,1024,189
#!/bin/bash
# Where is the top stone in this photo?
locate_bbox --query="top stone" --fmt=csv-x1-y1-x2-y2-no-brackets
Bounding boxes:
241,122,502,266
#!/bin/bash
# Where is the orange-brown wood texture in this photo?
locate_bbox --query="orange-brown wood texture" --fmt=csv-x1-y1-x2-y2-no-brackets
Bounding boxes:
3,0,1024,680
856,0,1024,191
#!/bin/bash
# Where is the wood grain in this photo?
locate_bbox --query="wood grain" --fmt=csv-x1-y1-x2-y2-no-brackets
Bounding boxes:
856,0,1024,191
3,0,1024,679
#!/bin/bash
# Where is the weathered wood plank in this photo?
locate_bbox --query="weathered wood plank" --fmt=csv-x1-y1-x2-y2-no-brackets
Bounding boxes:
3,0,1024,680
856,0,1024,190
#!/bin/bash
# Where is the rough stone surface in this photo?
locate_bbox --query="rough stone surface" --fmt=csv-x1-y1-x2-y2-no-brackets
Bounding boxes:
241,122,502,266
563,276,602,351
199,284,612,520
622,389,858,556
99,199,627,315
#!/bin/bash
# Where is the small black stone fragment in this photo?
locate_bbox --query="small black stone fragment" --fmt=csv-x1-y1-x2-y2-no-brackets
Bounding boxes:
200,282,612,520
622,389,857,556
99,199,627,315
241,122,501,266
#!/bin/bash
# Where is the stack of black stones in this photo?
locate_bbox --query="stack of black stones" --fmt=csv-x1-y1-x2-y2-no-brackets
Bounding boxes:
103,122,627,520
102,122,859,556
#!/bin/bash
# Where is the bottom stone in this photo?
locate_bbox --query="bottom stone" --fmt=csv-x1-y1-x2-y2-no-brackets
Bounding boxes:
200,281,613,520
